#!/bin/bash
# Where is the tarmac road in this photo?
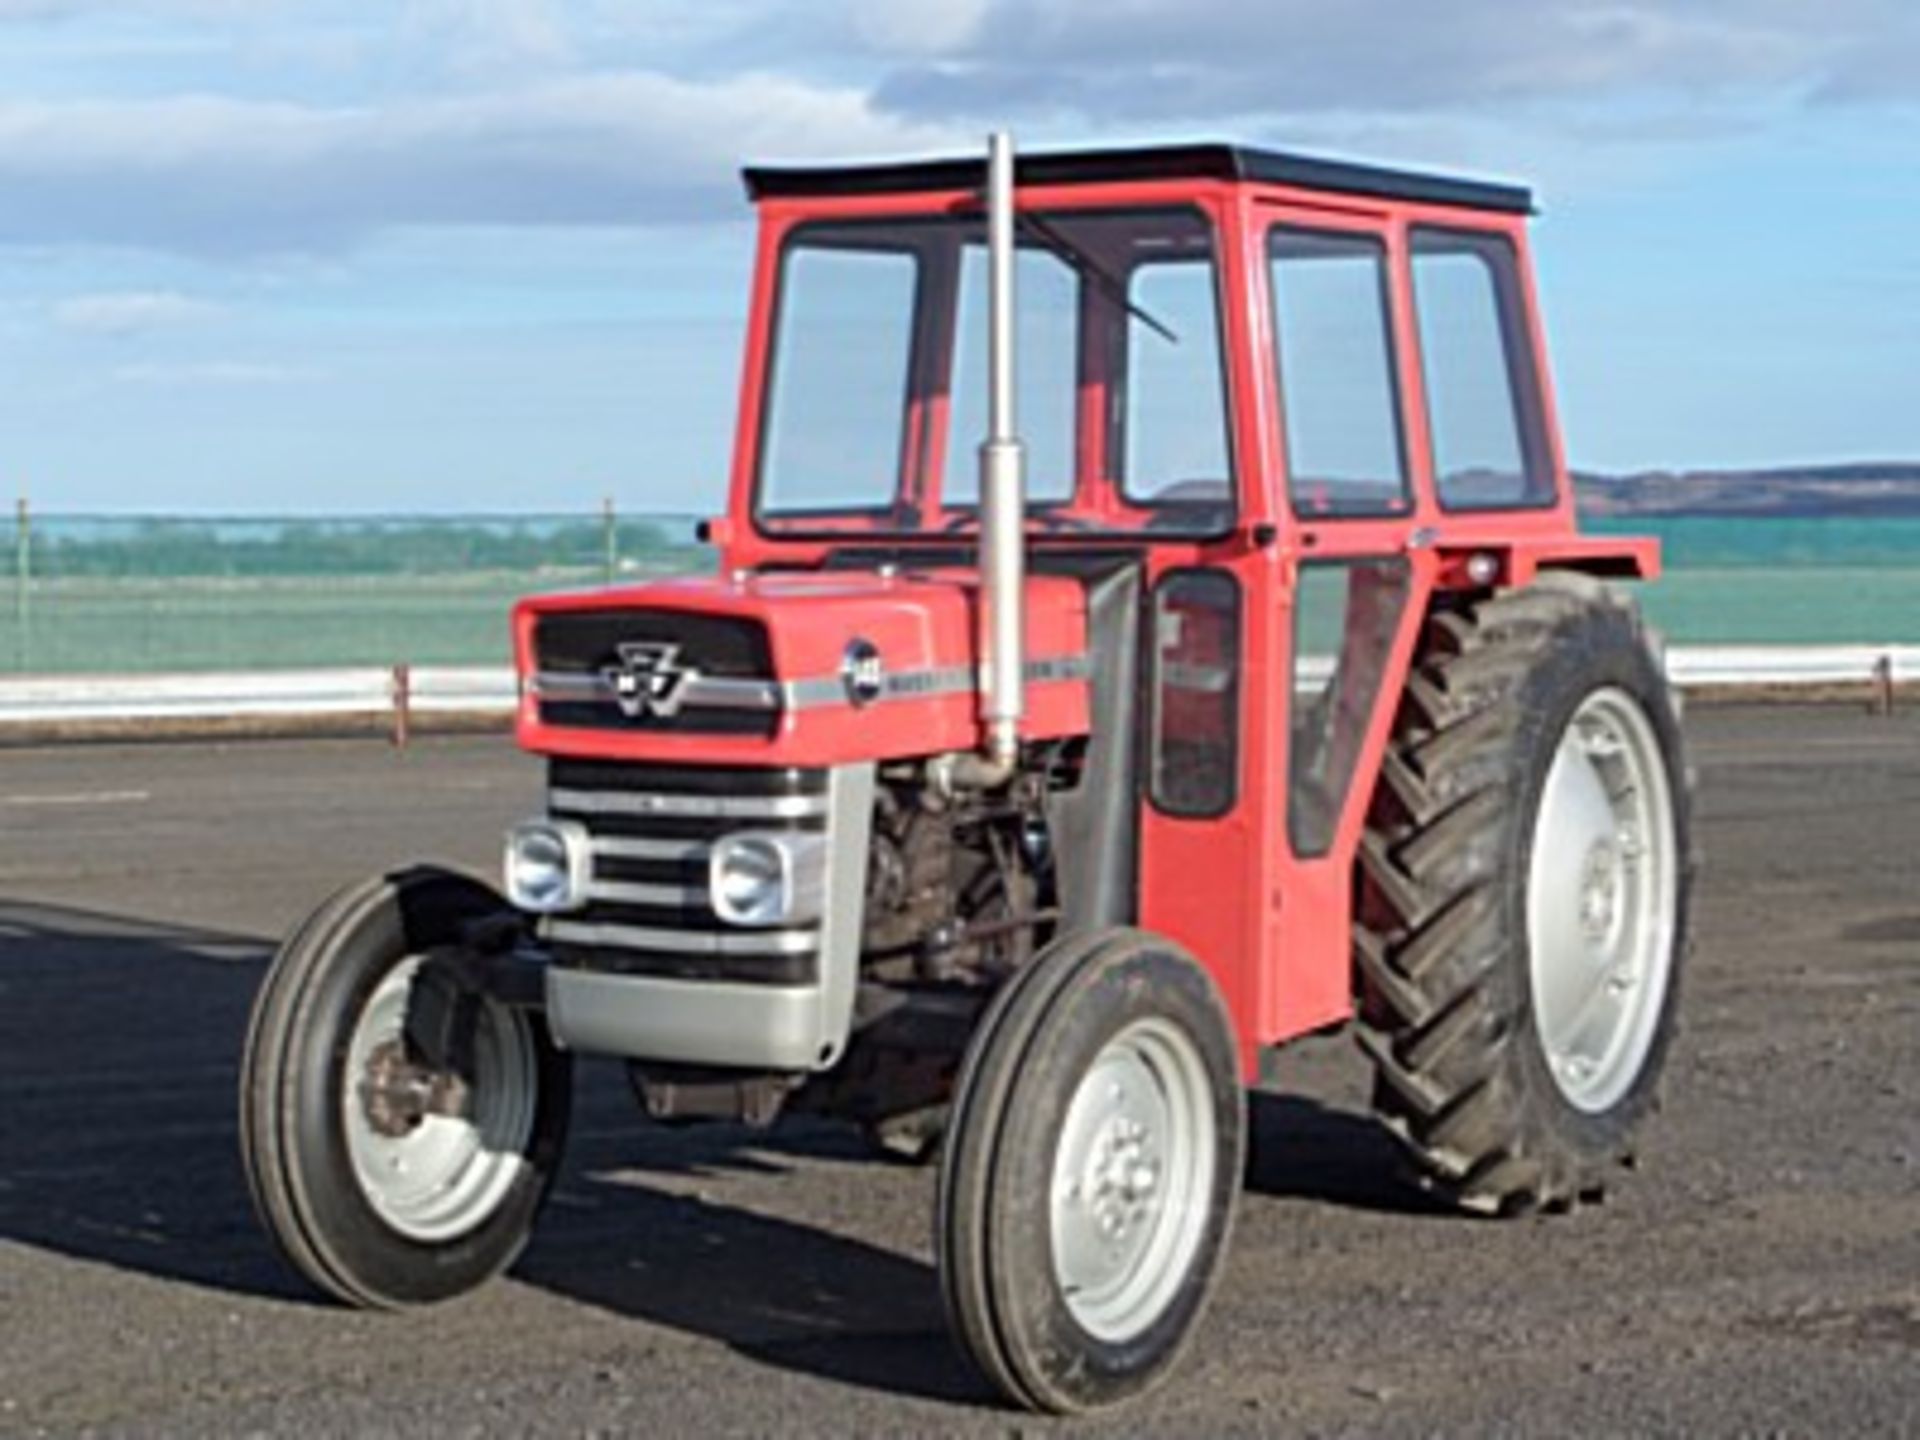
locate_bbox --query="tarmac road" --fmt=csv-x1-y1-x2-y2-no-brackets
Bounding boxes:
1,706,1916,1436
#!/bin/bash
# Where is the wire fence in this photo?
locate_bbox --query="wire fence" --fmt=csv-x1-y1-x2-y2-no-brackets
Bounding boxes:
4,506,1920,676
0,506,711,674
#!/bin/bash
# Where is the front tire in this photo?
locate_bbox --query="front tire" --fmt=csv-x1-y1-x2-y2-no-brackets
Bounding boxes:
1355,574,1693,1214
240,867,571,1307
937,929,1244,1413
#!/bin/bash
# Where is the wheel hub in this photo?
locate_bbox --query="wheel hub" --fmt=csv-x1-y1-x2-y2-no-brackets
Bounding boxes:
1578,839,1622,944
1526,688,1679,1114
358,1039,468,1138
1072,1114,1162,1244
341,957,539,1243
1048,1017,1217,1344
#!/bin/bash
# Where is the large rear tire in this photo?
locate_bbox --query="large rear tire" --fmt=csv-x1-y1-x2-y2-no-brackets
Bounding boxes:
1355,574,1693,1214
937,929,1244,1413
240,867,571,1307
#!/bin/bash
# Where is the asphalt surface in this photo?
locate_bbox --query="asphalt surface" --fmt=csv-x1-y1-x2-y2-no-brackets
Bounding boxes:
1,707,1916,1437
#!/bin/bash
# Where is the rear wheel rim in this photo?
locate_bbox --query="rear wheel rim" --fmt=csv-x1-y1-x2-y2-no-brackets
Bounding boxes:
1527,686,1679,1114
341,957,537,1243
1049,1016,1217,1343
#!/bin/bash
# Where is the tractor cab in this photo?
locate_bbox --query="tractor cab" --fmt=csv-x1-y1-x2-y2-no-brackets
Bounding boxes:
244,139,1690,1417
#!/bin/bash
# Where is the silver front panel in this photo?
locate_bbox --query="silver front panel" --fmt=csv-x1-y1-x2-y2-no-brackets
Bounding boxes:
545,970,840,1072
542,761,874,1072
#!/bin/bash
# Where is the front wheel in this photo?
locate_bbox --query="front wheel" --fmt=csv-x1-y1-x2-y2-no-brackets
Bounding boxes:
937,929,1244,1413
240,867,571,1307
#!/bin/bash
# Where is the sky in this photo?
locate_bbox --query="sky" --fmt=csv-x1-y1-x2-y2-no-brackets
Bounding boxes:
1,0,1918,515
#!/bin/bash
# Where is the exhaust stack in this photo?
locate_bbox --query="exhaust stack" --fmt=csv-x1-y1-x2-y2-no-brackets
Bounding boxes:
977,129,1026,773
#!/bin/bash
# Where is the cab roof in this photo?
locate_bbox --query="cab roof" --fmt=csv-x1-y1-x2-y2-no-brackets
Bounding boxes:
742,142,1533,215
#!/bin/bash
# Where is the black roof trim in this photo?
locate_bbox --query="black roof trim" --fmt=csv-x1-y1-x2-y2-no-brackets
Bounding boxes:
742,143,1533,215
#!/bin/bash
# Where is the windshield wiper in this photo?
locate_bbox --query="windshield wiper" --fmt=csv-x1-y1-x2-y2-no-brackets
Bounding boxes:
1013,211,1181,346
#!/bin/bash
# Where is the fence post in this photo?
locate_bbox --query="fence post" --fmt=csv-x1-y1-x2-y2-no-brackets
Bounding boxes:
391,663,412,748
602,495,617,586
1871,653,1895,717
13,495,29,673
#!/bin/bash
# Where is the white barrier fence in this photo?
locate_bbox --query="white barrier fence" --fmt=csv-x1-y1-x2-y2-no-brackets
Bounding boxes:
0,646,1915,730
0,666,516,726
1665,644,1920,688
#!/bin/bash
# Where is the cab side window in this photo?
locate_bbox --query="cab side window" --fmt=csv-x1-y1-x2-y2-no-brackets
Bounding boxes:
1410,229,1555,510
1269,228,1409,519
1149,570,1240,818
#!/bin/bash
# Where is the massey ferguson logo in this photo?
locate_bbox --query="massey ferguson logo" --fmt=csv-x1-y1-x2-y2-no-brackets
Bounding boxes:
603,641,698,719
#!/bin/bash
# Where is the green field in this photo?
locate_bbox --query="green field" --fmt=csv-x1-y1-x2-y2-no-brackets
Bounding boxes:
3,513,1919,675
0,568,680,673
7,562,1920,676
0,514,709,674
1630,568,1920,645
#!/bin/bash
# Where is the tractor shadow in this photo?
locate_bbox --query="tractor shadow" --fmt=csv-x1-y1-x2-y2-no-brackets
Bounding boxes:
1243,1089,1455,1217
0,898,981,1404
515,1113,982,1405
0,898,1444,1408
0,898,308,1301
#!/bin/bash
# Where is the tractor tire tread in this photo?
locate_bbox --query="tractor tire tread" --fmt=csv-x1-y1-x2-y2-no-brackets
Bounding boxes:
1353,579,1694,1215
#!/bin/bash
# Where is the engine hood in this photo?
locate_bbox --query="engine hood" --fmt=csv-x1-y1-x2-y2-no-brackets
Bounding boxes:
513,567,1091,767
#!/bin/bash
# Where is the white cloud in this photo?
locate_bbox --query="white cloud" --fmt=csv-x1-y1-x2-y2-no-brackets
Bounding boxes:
52,289,219,333
402,0,575,76
849,0,991,57
0,71,958,254
866,0,1919,120
0,0,1913,263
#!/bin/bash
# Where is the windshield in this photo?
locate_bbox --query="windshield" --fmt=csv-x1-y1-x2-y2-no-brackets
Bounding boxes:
755,206,1234,538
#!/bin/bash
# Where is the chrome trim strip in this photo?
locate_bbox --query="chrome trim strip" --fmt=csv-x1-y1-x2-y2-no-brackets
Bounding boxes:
549,788,829,820
533,672,780,711
784,663,972,710
783,653,1092,712
584,879,708,908
590,835,710,863
544,918,818,956
528,672,604,699
1025,653,1094,685
535,653,1090,718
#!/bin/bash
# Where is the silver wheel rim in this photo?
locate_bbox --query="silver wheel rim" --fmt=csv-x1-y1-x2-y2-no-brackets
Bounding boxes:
1049,1016,1217,1343
341,957,538,1243
1527,686,1679,1114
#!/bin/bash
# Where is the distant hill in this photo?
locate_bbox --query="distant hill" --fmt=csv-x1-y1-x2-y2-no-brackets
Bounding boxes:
1575,464,1920,518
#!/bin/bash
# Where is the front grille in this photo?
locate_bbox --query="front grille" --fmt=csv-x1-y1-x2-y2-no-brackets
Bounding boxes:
532,611,778,736
541,761,826,985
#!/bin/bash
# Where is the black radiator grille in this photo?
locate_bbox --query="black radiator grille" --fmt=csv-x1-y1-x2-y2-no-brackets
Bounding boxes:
541,761,827,986
532,611,778,737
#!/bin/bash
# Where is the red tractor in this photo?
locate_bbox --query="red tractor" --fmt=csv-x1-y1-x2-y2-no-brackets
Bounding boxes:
242,136,1692,1413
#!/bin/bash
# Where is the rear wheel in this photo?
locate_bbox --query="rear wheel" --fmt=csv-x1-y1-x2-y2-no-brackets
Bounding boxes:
937,928,1243,1413
240,867,571,1306
1355,574,1692,1213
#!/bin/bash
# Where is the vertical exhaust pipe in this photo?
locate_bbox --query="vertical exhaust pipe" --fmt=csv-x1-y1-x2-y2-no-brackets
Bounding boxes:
977,130,1026,774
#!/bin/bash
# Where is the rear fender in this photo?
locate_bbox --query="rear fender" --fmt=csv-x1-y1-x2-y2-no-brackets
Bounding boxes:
1435,535,1660,589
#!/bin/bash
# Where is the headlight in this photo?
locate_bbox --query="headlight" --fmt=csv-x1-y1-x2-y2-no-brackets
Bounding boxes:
504,818,590,914
708,832,826,927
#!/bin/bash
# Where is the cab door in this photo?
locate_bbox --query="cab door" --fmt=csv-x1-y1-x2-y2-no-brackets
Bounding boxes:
1255,205,1440,1041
